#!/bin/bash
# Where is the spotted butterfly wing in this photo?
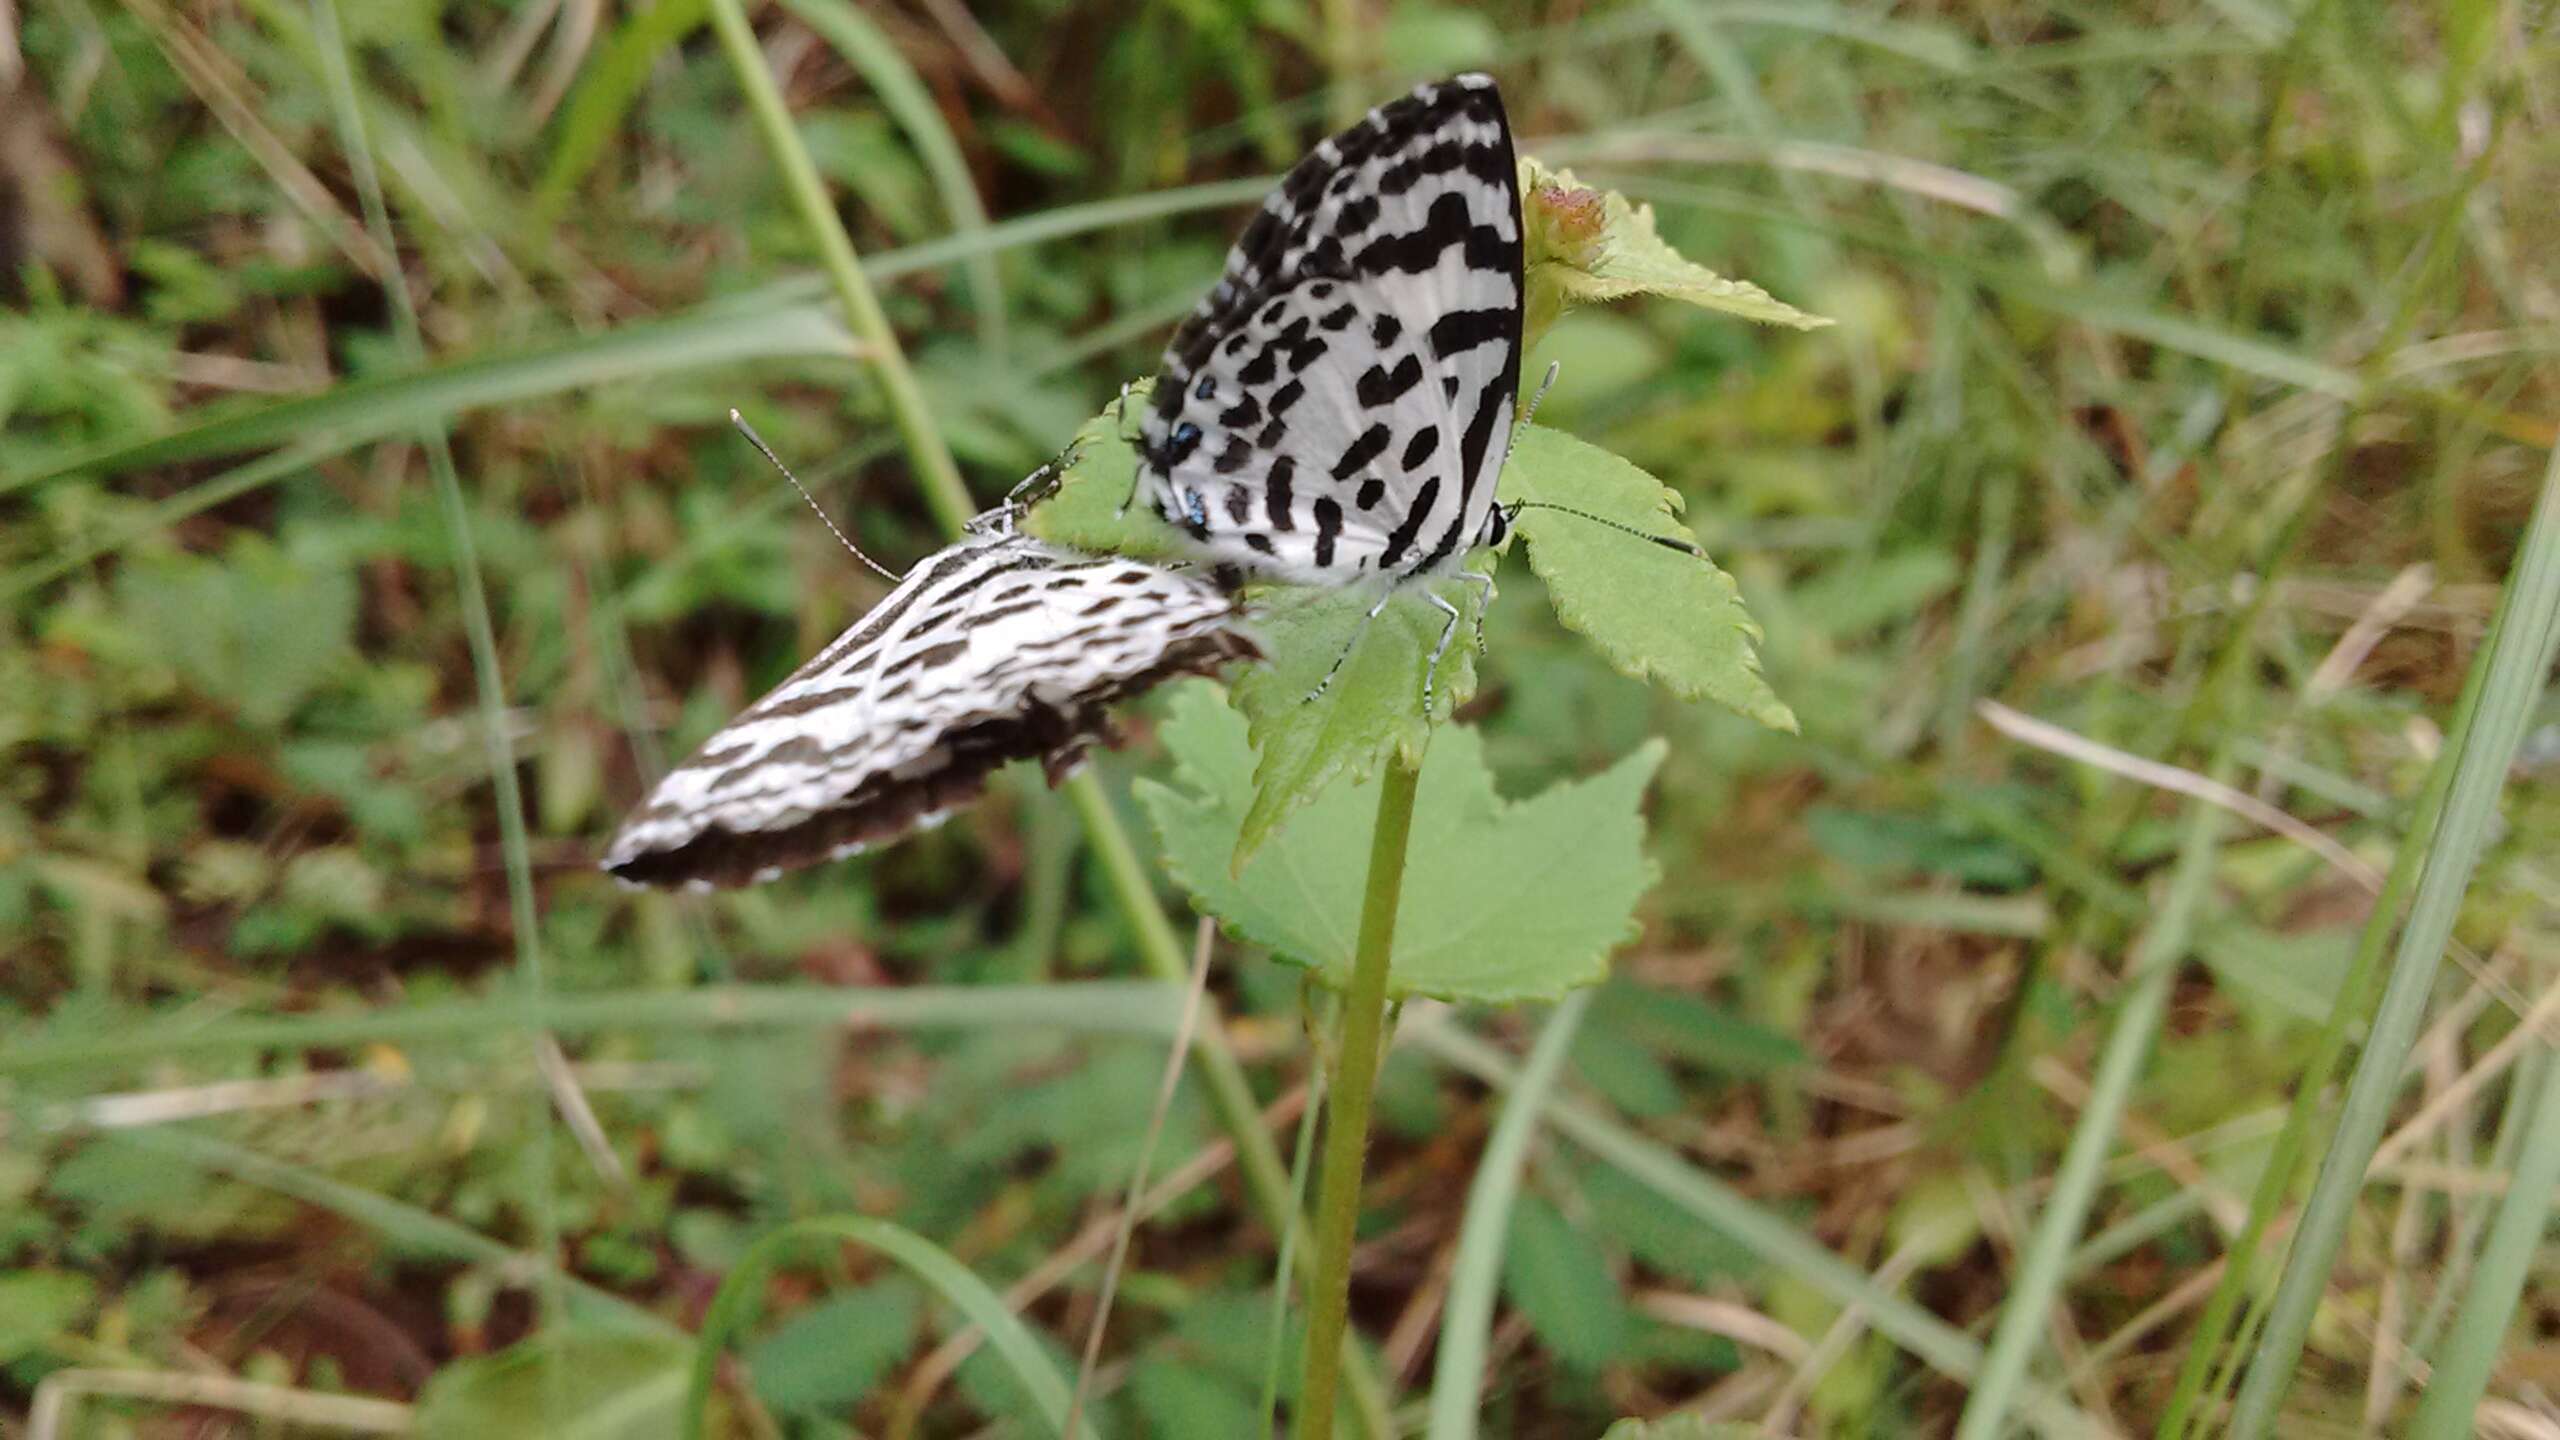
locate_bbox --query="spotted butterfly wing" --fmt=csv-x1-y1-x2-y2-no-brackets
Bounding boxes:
1140,73,1524,586
603,507,1257,890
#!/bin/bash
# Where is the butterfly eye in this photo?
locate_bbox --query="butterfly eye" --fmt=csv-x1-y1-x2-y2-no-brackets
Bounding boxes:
1193,376,1217,401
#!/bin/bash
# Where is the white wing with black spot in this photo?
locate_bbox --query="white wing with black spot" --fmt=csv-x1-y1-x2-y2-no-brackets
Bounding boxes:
1138,73,1524,587
603,511,1257,890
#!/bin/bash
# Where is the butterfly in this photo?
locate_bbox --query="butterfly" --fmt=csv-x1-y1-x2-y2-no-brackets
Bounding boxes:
1133,73,1525,703
602,461,1259,891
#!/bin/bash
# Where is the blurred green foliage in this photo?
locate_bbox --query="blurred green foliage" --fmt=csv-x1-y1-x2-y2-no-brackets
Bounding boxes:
3,0,2555,1436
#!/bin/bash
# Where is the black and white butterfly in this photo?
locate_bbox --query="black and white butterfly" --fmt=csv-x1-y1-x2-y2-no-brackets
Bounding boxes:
603,473,1258,891
1135,73,1525,701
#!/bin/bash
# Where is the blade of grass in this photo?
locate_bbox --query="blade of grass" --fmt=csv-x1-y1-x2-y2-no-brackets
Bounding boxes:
534,0,709,222
226,0,541,295
780,0,1005,354
1259,1023,1327,1440
28,1370,413,1440
705,0,972,533
8,304,858,493
2223,446,2560,1438
697,17,1389,1430
2408,1023,2560,1437
312,0,565,1364
1954,787,2230,1438
0,981,1191,1075
1,441,331,603
683,1215,1098,1440
2158,591,2497,1433
1424,989,1592,1440
1651,0,1836,278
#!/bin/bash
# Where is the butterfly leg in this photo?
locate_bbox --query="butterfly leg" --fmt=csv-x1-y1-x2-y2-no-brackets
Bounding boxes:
1453,568,1497,655
1421,589,1464,713
1304,587,1396,704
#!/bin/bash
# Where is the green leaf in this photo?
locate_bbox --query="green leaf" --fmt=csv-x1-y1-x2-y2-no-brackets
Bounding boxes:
114,536,358,728
1579,1162,1760,1289
2195,921,2355,1032
1224,581,1488,864
1131,1357,1261,1438
1805,806,2035,888
1138,685,1660,1003
742,1278,922,1417
1502,425,1794,732
1519,155,1832,349
1501,1194,1629,1372
1587,980,1806,1080
416,1328,706,1440
0,1271,96,1363
1018,383,1192,562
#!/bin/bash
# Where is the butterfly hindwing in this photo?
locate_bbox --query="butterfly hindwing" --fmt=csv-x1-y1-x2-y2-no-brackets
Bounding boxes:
604,516,1256,890
1140,74,1524,588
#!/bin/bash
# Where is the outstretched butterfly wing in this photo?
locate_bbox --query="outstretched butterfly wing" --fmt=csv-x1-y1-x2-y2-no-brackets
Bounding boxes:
603,511,1256,890
1138,74,1524,588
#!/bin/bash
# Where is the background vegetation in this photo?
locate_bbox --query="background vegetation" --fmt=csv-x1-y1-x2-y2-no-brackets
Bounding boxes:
4,1,2556,1436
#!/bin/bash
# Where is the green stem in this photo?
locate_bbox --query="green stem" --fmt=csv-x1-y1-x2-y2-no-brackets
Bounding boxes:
1299,752,1424,1440
703,0,974,535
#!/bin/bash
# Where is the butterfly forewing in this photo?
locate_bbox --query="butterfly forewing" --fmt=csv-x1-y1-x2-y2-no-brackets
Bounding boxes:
603,517,1256,890
1140,73,1523,587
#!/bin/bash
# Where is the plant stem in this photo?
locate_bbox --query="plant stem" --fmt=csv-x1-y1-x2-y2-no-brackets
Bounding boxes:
1299,751,1424,1440
1070,778,1392,1436
703,0,974,535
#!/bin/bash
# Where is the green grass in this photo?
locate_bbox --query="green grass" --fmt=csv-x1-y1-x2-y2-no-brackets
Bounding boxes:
4,2,2555,1436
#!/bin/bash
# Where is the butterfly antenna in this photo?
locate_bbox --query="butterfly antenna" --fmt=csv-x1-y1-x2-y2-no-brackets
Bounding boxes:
730,410,900,581
1520,360,1563,428
1508,500,1704,557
